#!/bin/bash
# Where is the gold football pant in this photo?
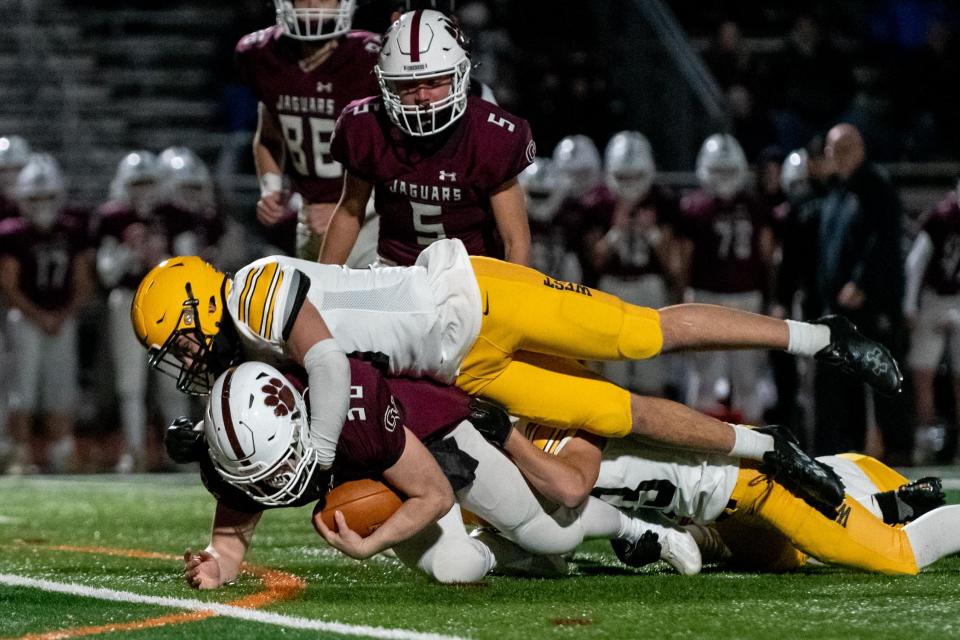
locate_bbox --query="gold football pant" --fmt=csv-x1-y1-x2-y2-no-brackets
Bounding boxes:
456,257,663,438
716,462,918,575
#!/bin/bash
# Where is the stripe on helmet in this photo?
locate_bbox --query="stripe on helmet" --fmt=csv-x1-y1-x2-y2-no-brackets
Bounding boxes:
410,10,423,63
219,368,247,461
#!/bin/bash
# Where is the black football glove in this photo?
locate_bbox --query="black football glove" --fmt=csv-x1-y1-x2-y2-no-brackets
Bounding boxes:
468,398,513,448
811,315,903,396
164,416,206,464
756,425,845,519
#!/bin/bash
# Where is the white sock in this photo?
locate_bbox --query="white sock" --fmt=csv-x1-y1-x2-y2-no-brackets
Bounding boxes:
904,505,960,569
785,319,831,357
578,497,629,539
727,424,775,460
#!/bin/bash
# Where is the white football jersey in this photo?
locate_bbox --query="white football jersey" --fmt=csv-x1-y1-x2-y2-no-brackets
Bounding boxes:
226,239,482,382
594,437,739,523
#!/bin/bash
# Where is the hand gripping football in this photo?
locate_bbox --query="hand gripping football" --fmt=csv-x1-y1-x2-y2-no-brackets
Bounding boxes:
313,479,403,538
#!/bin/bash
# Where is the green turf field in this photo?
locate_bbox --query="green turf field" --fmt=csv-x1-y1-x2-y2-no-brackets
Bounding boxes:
1,474,958,640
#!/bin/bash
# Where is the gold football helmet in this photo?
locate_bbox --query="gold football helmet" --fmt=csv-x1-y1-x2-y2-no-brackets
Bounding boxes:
131,256,232,395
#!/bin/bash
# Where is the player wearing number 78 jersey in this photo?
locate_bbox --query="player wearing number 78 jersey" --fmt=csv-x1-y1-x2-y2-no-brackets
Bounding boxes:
319,9,534,267
236,0,380,258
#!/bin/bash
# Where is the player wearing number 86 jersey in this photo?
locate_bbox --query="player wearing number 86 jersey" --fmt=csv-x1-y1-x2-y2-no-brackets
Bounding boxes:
236,8,380,256
320,10,535,267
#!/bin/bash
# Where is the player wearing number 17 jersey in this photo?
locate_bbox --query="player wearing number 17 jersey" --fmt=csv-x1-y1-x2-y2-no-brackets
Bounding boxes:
236,0,380,257
320,9,534,267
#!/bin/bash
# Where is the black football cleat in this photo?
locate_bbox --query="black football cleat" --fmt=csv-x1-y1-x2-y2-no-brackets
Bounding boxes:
756,425,846,518
876,476,946,524
812,315,903,396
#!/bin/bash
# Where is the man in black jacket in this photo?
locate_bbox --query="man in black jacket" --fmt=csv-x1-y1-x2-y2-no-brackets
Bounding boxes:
814,123,912,463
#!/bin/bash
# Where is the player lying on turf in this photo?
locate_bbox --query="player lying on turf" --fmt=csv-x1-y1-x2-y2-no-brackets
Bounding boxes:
470,420,956,576
175,360,700,588
132,238,902,515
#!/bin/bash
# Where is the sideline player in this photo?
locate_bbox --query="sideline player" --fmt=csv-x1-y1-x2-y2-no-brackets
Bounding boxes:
238,0,381,259
319,9,532,267
0,154,93,473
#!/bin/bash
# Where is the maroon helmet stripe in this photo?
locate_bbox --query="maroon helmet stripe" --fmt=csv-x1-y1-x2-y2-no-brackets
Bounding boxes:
220,368,246,460
410,10,423,63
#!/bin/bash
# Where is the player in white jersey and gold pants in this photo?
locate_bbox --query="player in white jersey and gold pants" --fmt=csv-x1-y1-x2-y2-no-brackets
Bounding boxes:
492,423,954,576
131,239,901,515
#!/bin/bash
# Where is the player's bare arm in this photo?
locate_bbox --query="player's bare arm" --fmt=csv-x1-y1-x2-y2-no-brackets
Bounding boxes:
254,103,287,226
503,429,603,508
490,177,531,266
286,298,350,468
318,171,373,264
184,502,262,590
315,427,454,559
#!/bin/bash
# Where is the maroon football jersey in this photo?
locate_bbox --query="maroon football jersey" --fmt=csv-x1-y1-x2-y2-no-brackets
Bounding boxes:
921,191,960,295
94,201,220,289
0,213,89,311
553,183,615,287
599,185,679,279
678,188,772,293
331,95,536,265
236,27,381,205
0,194,19,221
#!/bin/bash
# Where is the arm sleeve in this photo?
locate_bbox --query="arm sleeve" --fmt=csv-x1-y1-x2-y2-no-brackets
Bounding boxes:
303,339,351,469
904,230,933,315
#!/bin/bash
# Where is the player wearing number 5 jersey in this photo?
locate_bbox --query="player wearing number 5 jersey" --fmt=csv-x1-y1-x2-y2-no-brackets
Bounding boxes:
236,0,380,258
319,9,533,267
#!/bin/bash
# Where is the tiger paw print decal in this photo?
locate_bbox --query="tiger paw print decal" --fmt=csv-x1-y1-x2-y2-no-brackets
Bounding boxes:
263,378,296,417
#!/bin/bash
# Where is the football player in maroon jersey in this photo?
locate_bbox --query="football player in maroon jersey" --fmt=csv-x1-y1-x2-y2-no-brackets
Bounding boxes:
677,133,775,423
0,154,93,474
175,360,698,587
239,0,382,259
319,9,532,267
904,178,960,462
593,131,681,396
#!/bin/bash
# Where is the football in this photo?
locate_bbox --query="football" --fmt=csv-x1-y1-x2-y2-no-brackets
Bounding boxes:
313,479,403,538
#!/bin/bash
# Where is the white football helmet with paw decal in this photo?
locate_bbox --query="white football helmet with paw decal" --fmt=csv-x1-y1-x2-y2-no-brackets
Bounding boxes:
109,150,159,215
605,131,656,202
375,9,471,137
204,362,321,507
15,153,65,231
696,133,748,199
274,0,355,41
553,135,602,195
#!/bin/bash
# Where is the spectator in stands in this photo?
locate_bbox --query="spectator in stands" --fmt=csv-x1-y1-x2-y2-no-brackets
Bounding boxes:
814,123,912,463
0,154,93,474
703,21,755,92
677,133,775,424
767,15,855,151
903,178,960,463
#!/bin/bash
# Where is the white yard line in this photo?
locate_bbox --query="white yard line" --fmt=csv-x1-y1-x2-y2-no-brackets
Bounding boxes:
0,573,468,640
